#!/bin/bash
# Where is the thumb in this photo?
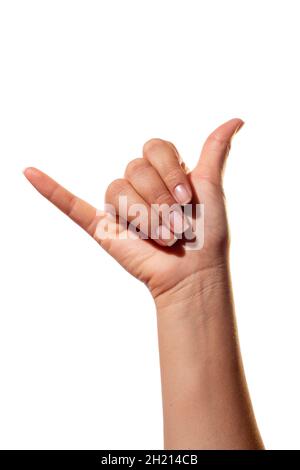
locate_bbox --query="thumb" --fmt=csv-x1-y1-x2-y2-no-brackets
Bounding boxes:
193,118,244,185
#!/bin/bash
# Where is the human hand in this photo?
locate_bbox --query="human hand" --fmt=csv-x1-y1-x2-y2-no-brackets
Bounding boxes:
24,118,265,449
24,118,243,302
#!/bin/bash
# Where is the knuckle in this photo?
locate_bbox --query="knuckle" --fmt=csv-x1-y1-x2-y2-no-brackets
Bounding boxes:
105,178,129,201
165,140,178,153
143,138,166,155
164,167,184,187
125,158,147,178
154,190,175,206
207,132,231,152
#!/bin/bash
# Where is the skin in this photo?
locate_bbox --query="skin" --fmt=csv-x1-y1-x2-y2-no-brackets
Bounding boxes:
24,118,264,449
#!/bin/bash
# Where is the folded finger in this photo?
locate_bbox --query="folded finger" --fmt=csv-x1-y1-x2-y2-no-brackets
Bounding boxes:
124,158,189,234
105,178,177,247
143,139,192,205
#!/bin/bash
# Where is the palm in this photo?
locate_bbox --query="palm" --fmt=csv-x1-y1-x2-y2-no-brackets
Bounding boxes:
99,174,228,297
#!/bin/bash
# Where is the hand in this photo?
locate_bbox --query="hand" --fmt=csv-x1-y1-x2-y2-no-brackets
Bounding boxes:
24,118,243,301
24,118,264,449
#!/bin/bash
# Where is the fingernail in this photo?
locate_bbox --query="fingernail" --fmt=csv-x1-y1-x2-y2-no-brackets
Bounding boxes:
23,167,32,176
235,120,245,134
23,167,38,178
174,184,192,205
165,237,177,247
170,209,189,234
155,225,177,247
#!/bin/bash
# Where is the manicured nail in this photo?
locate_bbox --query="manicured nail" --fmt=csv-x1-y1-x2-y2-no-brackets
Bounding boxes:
170,209,189,234
155,225,177,247
234,120,245,136
23,167,32,176
23,167,39,178
174,184,192,205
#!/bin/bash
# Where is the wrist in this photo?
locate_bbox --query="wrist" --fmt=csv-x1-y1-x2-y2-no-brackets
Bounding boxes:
154,261,231,317
154,261,236,378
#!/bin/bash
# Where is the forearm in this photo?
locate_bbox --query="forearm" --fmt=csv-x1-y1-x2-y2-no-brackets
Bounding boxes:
155,264,264,450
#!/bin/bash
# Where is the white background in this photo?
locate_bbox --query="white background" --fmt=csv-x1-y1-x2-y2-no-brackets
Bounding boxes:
0,0,299,450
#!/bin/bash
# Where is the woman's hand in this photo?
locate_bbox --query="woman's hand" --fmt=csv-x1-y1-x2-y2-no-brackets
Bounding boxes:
24,118,243,303
24,118,264,449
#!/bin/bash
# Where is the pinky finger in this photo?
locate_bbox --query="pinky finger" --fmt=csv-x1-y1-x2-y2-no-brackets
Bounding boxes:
23,167,98,236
